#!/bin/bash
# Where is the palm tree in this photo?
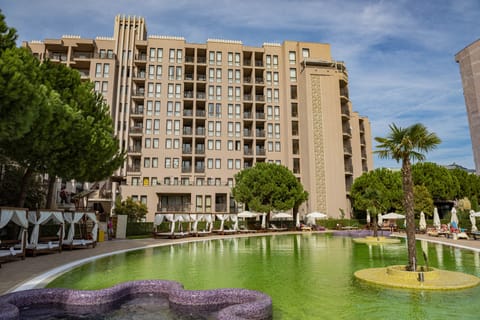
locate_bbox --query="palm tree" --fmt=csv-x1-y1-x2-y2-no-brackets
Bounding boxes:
375,123,441,271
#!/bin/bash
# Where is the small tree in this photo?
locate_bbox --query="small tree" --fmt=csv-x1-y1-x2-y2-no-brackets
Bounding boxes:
232,162,308,225
413,185,433,217
113,197,148,222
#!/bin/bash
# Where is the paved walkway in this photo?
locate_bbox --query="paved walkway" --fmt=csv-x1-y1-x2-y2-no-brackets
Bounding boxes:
1,232,480,295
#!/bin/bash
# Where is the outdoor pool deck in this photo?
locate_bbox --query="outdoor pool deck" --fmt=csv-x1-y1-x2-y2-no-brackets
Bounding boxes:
1,231,480,295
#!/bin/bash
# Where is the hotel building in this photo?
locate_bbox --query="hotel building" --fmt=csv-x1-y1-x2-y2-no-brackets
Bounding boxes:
24,15,373,221
456,39,480,175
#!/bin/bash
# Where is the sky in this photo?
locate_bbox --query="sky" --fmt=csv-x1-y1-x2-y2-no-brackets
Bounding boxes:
1,0,479,170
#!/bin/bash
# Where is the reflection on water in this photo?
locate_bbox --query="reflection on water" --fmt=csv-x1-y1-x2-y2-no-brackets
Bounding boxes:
47,234,480,320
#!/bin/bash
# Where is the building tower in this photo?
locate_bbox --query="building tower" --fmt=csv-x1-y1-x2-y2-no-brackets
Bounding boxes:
456,39,480,174
24,15,373,221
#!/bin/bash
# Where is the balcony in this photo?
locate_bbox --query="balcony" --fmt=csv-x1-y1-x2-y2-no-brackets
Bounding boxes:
184,91,194,99
129,126,143,134
195,146,205,154
195,166,205,173
182,165,192,173
215,204,227,212
182,146,192,154
183,127,193,135
130,107,144,116
128,146,142,153
341,105,350,119
127,165,141,172
196,127,206,136
255,130,266,138
255,77,264,84
183,109,194,117
243,129,253,137
244,94,253,101
135,54,147,62
256,149,266,156
255,95,265,102
243,112,253,119
197,92,206,99
196,110,206,117
157,205,192,213
132,90,145,99
255,113,265,120
244,149,254,156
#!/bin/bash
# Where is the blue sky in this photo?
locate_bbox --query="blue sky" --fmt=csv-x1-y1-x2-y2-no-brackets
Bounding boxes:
1,0,479,170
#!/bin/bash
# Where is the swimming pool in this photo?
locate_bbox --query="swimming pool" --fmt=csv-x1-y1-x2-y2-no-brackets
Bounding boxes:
47,233,480,319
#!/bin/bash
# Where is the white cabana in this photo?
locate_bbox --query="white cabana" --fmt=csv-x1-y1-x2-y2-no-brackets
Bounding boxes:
419,211,427,231
433,207,441,229
216,214,230,231
27,209,64,252
63,211,97,248
0,207,28,230
0,207,29,262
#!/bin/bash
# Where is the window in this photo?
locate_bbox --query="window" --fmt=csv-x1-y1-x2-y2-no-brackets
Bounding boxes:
266,55,271,68
275,141,281,152
216,68,222,82
273,72,279,85
275,124,280,138
215,159,221,169
174,120,180,135
155,101,161,115
132,177,140,186
165,158,171,168
215,121,221,136
152,157,158,168
167,101,173,116
196,195,203,212
235,159,241,169
228,159,233,169
215,140,221,150
216,103,222,117
207,139,214,150
154,119,160,134
176,49,183,63
151,177,158,186
235,104,241,118
169,49,175,63
235,53,241,66
266,71,272,84
95,63,102,77
168,66,174,80
216,51,222,65
149,48,155,61
173,158,179,168
166,120,172,135
274,89,279,102
235,122,241,137
208,121,214,136
94,81,100,92
228,122,234,137
228,104,233,118
289,68,297,82
175,102,181,116
165,138,172,149
155,84,162,98
149,65,155,79
102,81,108,92
175,84,181,98
273,55,278,68
103,63,110,77
268,141,273,152
228,87,233,100
156,65,162,79
144,157,151,168
209,68,214,82
302,48,310,58
145,138,151,148
228,52,233,65
157,48,163,62
168,84,174,98
147,83,154,97
289,51,296,64
267,89,272,102
176,66,182,80
207,158,213,169
208,103,215,117
235,87,241,102
209,51,215,65
173,139,180,149
267,123,273,138
227,140,234,151
216,86,222,100
146,101,153,115
235,70,241,83
228,69,233,83
208,85,214,99
145,119,152,134
267,106,273,120
153,138,159,148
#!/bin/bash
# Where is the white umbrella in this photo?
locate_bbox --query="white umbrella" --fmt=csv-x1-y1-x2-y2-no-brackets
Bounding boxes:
306,212,327,219
273,212,292,219
295,212,300,228
419,211,427,231
237,211,257,218
382,212,405,219
377,213,383,227
433,207,441,229
469,210,478,232
261,213,267,229
450,207,459,228
366,210,371,224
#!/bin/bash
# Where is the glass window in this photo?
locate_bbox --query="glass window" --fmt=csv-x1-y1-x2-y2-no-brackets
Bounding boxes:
176,66,182,80
173,158,179,168
157,48,163,62
168,66,174,80
102,81,108,92
149,48,155,61
235,53,241,66
167,101,173,116
302,48,310,58
145,138,151,148
228,52,233,65
145,119,152,134
169,49,175,63
155,83,162,98
103,63,110,77
144,157,151,168
176,49,183,63
216,68,222,82
215,121,221,136
290,68,297,82
152,157,158,168
266,55,271,68
148,65,155,79
228,104,233,118
215,140,221,150
166,119,172,135
275,141,281,151
274,106,280,120
207,139,214,150
267,106,273,120
94,81,100,92
175,102,181,116
273,55,278,68
215,159,221,169
165,158,171,168
228,69,233,83
173,139,180,149
209,51,215,64
156,65,162,79
155,101,161,115
216,51,222,65
227,159,233,169
289,51,296,64
235,159,241,169
153,138,159,148
165,138,172,149
154,119,160,134
146,101,153,116
95,63,102,77
227,140,234,151
207,158,213,169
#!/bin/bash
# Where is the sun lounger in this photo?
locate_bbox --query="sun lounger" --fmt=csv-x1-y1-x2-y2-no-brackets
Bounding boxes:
0,230,27,268
269,224,288,232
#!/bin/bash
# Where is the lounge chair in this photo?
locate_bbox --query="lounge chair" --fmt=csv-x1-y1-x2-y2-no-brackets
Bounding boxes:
269,224,288,232
0,229,27,268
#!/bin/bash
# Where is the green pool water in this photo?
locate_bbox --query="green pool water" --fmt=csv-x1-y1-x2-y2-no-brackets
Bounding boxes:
48,234,480,319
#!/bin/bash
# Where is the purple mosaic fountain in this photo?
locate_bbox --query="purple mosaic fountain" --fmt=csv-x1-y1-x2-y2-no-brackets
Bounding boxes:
0,280,272,320
332,229,392,237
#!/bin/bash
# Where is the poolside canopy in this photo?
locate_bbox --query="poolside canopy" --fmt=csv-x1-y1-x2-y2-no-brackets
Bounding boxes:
381,212,405,220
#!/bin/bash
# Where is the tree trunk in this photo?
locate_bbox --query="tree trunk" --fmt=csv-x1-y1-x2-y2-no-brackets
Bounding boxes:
403,158,417,271
373,215,378,238
17,167,33,208
45,177,56,209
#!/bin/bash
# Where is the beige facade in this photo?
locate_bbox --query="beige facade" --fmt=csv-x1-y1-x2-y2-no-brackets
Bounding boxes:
24,15,373,221
456,39,480,175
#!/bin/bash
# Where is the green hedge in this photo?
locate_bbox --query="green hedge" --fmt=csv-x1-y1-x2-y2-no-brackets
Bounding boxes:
126,222,154,236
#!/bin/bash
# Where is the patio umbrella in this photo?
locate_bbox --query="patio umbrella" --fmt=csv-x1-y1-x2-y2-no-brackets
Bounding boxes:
273,212,292,228
469,210,478,232
382,212,405,219
419,211,427,231
450,207,459,229
306,211,327,226
261,213,267,229
377,213,383,227
433,207,441,229
295,212,300,228
366,210,371,224
237,211,257,218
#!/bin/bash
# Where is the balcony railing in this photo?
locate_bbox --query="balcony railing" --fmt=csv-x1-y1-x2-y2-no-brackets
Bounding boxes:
182,166,192,173
157,205,192,213
196,110,206,117
183,127,193,135
196,127,205,135
243,112,253,119
182,146,192,154
256,149,266,156
127,165,141,172
195,166,205,173
128,146,142,153
129,126,143,134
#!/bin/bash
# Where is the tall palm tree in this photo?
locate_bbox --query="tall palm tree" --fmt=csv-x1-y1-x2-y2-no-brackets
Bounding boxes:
375,123,441,271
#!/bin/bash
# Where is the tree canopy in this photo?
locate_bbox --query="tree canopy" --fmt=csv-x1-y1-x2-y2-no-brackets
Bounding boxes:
232,162,308,216
412,162,459,200
113,197,148,222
